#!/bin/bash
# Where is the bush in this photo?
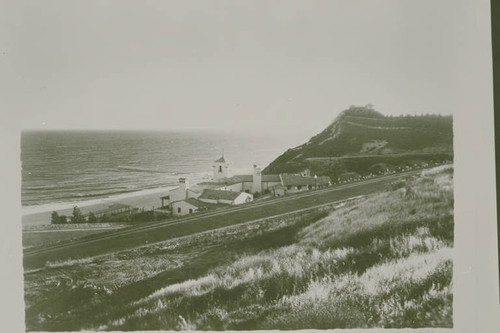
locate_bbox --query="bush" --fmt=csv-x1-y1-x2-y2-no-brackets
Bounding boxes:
369,163,389,175
87,212,98,223
129,210,171,223
338,172,361,182
51,211,60,224
51,211,68,224
386,179,406,191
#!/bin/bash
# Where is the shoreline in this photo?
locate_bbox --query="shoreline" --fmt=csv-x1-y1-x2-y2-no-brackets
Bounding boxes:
21,185,177,226
22,167,260,226
22,185,178,216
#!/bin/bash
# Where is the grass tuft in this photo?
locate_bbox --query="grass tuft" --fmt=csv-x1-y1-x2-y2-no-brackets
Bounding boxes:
24,166,454,330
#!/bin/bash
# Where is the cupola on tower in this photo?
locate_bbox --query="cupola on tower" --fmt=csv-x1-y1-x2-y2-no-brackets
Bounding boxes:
212,155,228,180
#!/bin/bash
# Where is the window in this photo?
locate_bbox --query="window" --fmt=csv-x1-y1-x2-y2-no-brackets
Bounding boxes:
189,209,193,214
177,207,181,213
287,186,291,190
308,185,312,190
219,165,222,173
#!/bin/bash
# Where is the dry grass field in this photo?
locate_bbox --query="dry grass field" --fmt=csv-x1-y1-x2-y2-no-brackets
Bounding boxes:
24,165,453,331
22,224,129,249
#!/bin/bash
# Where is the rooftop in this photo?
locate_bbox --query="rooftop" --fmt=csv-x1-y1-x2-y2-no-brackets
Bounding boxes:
183,198,213,208
280,174,332,186
199,175,252,186
199,174,281,186
198,189,242,201
214,155,226,163
262,174,281,182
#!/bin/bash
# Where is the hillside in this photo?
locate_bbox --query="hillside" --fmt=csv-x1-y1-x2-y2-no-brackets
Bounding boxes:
263,106,453,178
24,165,454,330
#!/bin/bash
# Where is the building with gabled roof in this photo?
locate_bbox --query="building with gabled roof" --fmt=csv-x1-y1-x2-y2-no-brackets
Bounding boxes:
171,198,215,216
279,174,332,193
199,157,332,195
200,164,282,194
160,155,332,214
198,189,253,205
198,189,241,201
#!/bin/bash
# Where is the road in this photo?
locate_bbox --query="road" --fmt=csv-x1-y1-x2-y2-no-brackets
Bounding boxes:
23,171,418,269
305,152,453,161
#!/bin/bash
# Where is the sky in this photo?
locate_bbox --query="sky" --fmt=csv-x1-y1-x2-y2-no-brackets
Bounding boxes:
0,0,492,142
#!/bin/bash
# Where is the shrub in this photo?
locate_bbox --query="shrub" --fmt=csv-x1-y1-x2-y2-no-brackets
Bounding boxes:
50,211,69,224
87,212,98,223
51,211,60,224
369,163,389,175
338,172,361,182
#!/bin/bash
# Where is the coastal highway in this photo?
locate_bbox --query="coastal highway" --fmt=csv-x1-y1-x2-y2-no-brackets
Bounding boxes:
23,170,419,269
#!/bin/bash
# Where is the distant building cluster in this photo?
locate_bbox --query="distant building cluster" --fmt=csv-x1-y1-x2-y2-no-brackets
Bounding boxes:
160,155,332,216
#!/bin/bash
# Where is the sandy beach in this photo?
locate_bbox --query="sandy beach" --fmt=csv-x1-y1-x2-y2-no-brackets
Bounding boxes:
22,187,174,226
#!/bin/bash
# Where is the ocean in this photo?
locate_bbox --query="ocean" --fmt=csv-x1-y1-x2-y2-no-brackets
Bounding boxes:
21,130,294,214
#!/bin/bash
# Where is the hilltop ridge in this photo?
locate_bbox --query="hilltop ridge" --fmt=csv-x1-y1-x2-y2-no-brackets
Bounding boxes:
263,106,453,178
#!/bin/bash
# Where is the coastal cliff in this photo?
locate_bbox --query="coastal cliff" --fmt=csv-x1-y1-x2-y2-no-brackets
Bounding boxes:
263,106,453,179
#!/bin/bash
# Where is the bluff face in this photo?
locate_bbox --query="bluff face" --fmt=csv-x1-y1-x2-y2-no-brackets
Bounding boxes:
263,106,453,179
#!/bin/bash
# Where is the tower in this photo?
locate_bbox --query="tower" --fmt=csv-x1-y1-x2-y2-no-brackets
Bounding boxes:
178,177,189,199
212,155,228,180
251,165,262,194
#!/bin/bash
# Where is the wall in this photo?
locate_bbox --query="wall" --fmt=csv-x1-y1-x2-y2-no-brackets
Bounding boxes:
219,183,243,192
284,185,311,194
166,186,187,204
198,192,252,205
274,188,286,196
242,182,253,192
197,197,233,205
233,192,253,205
262,181,281,191
198,198,218,205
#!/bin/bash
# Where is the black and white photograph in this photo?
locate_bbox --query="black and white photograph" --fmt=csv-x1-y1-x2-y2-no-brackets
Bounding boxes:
0,0,499,332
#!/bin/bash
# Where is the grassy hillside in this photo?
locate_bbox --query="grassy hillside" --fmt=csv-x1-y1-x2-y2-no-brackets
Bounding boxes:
263,106,453,177
24,165,453,330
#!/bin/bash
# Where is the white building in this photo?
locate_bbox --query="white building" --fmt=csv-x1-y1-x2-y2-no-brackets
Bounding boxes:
199,156,332,196
197,189,253,205
171,198,212,216
160,155,332,215
160,177,207,207
200,161,282,195
278,174,332,194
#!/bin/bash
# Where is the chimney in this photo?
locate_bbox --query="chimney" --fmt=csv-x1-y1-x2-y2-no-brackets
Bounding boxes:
252,165,262,194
